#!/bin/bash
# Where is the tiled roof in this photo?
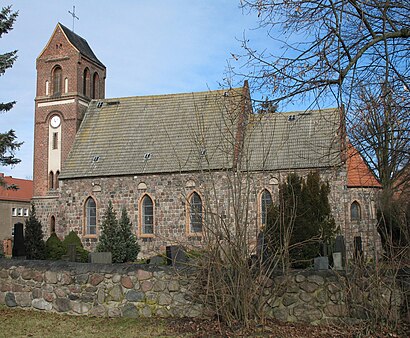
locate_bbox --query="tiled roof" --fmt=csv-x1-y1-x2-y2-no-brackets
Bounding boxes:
0,174,33,202
59,23,105,68
60,88,244,179
246,109,342,170
346,144,382,188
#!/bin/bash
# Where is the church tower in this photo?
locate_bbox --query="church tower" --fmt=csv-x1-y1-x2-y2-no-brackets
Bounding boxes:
33,23,106,197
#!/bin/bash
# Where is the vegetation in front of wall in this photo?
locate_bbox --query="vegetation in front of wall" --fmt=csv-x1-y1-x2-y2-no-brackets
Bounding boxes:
45,233,65,260
377,193,410,261
97,202,140,263
265,171,336,269
24,204,46,260
62,231,89,263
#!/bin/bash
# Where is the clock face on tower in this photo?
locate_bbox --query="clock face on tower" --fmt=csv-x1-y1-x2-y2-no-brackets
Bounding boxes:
50,115,61,128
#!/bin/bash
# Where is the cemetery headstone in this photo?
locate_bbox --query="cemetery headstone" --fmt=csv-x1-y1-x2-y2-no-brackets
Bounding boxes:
89,252,112,264
314,256,329,270
166,245,187,266
12,222,25,258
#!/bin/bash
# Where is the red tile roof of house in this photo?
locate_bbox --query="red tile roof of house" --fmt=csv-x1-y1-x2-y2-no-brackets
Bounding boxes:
346,144,382,188
0,173,33,202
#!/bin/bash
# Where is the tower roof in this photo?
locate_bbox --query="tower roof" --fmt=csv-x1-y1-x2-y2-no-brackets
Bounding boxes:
58,23,105,67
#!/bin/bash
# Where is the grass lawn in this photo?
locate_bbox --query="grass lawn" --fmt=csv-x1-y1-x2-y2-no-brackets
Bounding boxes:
0,306,174,338
1,305,408,337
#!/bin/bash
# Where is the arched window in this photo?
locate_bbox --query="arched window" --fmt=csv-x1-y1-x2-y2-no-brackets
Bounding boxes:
83,68,90,96
140,195,154,235
92,72,99,99
50,216,56,233
55,170,60,189
261,189,273,227
52,66,62,96
351,201,361,221
85,197,97,235
45,80,49,96
49,171,54,190
64,77,68,93
188,192,203,233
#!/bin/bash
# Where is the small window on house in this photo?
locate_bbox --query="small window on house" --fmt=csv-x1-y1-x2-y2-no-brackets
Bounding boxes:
189,192,203,233
17,208,23,216
52,132,58,150
64,78,68,93
92,72,99,99
23,208,29,217
141,195,154,235
85,197,97,235
55,171,60,189
49,171,54,190
83,68,90,97
12,208,17,216
45,80,49,96
52,66,62,96
351,201,361,221
261,189,273,227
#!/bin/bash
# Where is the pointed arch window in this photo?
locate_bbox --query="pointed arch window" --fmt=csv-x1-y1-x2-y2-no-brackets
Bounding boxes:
52,66,62,96
188,192,203,233
55,170,60,189
85,197,97,235
351,201,361,221
140,194,154,235
49,171,54,190
261,189,273,227
83,68,90,97
92,72,99,99
50,216,56,233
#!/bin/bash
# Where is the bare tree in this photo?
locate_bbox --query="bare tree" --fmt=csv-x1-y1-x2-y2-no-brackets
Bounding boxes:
350,82,409,192
239,1,410,109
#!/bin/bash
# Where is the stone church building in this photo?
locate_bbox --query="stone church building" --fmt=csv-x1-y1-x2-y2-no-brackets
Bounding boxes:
32,23,381,258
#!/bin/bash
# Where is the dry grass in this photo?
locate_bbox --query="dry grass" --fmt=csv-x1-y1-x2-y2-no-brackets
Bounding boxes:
0,306,173,338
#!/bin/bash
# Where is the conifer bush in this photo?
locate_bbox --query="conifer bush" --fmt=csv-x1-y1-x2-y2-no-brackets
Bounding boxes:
45,233,65,260
119,206,140,262
24,204,46,260
265,171,335,268
97,202,140,263
62,230,89,262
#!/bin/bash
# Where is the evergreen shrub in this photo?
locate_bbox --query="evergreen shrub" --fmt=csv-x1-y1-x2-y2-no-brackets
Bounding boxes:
45,233,65,260
62,230,89,262
97,202,140,263
24,204,46,260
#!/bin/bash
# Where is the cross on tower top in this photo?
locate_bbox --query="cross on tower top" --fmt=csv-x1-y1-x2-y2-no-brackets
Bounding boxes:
68,5,79,32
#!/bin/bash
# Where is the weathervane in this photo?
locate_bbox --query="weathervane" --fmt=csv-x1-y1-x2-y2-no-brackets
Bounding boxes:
68,5,79,32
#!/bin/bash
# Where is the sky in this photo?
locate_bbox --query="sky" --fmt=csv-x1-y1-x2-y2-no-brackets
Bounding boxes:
0,0,270,180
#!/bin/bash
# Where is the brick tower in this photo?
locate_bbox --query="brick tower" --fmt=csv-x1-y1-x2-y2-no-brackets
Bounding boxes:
33,23,106,197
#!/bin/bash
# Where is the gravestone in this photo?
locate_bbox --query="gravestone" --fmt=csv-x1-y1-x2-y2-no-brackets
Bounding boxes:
67,244,77,261
334,235,346,268
89,252,112,264
332,252,343,270
166,245,187,266
12,222,25,258
314,256,329,270
148,255,165,266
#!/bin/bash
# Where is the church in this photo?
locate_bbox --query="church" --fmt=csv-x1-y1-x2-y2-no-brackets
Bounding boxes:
32,23,381,258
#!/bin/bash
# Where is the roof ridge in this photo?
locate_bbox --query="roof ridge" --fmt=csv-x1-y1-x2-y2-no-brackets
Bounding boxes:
93,86,245,102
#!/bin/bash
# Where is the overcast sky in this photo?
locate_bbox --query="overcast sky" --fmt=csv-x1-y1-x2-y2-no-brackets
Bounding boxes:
0,1,269,180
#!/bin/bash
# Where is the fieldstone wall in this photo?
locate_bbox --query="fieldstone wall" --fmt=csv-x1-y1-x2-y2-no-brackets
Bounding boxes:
0,260,201,318
32,167,379,259
1,259,402,324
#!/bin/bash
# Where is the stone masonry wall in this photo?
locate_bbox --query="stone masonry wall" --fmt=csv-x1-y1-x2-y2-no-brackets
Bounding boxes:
1,259,400,324
32,167,380,259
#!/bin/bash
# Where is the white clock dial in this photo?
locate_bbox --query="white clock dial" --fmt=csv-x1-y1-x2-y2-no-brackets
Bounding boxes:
50,115,61,128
